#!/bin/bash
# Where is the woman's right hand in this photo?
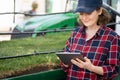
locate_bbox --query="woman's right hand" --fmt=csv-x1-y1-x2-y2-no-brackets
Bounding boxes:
62,63,69,68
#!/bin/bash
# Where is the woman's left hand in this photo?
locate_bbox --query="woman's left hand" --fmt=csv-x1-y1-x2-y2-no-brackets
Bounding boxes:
71,57,94,71
71,57,104,75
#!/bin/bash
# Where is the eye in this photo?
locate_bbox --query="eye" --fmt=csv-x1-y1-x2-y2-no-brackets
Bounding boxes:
87,12,92,15
79,12,83,15
79,12,92,15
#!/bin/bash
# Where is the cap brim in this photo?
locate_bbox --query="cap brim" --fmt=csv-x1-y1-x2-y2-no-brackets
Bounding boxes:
75,7,96,13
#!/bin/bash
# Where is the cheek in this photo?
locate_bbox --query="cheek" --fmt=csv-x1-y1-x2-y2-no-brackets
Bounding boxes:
79,16,88,22
90,14,99,22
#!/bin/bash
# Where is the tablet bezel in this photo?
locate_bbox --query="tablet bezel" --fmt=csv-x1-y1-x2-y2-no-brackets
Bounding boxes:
56,52,84,65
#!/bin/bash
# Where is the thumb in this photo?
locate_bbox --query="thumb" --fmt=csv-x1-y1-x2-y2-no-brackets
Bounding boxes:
84,57,89,62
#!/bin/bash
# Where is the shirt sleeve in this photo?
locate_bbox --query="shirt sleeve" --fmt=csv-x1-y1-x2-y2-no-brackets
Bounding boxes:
60,32,74,72
64,31,74,52
102,36,120,79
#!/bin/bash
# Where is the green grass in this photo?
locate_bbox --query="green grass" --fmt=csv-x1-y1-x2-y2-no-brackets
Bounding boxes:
0,31,70,78
0,32,70,56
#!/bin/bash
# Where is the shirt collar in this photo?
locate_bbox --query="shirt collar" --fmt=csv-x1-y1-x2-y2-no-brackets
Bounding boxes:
80,25,106,36
79,26,86,34
96,26,106,36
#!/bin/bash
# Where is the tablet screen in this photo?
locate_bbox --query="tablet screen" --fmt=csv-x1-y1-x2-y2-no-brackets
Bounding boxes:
56,52,84,65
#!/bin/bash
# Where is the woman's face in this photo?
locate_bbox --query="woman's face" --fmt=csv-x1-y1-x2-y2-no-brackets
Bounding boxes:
79,8,102,27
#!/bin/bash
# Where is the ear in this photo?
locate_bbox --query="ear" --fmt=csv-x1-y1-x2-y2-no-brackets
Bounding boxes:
98,7,103,15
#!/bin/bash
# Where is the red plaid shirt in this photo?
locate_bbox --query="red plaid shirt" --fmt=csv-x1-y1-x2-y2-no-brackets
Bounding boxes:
61,26,120,80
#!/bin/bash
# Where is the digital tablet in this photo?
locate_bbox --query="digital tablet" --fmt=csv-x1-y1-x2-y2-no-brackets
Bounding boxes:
56,52,84,65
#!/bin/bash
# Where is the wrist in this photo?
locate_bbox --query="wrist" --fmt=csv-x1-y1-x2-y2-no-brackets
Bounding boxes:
88,65,104,75
88,64,95,72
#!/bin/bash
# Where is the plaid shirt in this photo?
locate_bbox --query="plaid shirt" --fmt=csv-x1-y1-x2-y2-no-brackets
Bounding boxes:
61,26,120,80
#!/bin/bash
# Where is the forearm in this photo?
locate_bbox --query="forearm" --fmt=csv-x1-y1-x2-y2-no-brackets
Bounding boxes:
89,65,103,75
89,64,118,79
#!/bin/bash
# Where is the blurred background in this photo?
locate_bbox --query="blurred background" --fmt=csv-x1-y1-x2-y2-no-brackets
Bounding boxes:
0,0,120,41
0,0,120,40
0,0,68,25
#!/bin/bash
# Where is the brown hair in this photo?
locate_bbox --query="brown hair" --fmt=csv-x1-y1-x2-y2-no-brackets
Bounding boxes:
32,1,38,10
77,7,111,26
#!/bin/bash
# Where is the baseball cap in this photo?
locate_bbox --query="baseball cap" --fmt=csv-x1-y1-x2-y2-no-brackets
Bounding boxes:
75,0,103,13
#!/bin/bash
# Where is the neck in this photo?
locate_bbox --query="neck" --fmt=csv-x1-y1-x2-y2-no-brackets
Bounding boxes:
85,25,100,41
86,24,100,31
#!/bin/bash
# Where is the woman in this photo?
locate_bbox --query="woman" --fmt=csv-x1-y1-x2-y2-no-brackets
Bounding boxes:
60,0,120,80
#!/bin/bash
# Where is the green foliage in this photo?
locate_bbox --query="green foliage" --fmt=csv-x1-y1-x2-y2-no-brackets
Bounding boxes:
0,32,70,77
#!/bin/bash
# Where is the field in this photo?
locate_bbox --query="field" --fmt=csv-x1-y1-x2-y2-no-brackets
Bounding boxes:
0,31,71,79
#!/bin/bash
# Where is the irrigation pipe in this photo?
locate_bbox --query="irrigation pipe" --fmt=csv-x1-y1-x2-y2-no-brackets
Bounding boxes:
0,50,63,60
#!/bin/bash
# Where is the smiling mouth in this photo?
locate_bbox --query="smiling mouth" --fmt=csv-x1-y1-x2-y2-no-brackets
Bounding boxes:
83,21,89,23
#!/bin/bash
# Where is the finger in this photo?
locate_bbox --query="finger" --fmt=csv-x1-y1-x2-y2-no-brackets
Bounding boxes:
71,59,80,65
71,59,77,63
76,58,84,63
61,62,69,67
71,59,83,68
64,64,69,67
84,57,90,62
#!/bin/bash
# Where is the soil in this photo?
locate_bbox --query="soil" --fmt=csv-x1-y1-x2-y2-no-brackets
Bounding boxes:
1,64,60,79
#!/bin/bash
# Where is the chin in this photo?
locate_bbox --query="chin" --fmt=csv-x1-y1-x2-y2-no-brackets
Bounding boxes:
84,24,91,27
